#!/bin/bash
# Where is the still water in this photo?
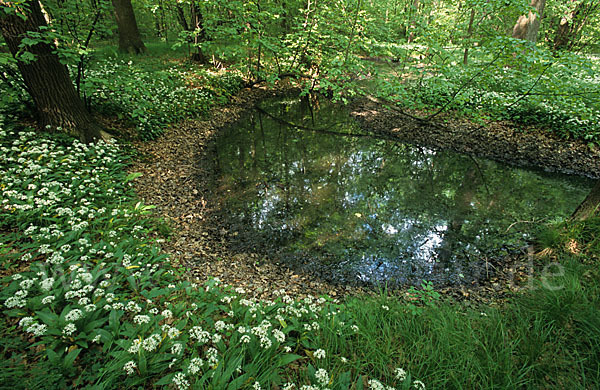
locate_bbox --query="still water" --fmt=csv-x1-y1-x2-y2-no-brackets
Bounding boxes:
213,96,593,286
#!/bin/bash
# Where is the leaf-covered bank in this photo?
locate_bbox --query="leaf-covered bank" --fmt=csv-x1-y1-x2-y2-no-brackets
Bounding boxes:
350,96,600,178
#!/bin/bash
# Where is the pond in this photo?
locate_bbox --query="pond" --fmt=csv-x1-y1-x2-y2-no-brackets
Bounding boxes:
212,96,594,287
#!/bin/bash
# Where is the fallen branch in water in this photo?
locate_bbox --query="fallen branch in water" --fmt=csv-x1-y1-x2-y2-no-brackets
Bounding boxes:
254,104,398,142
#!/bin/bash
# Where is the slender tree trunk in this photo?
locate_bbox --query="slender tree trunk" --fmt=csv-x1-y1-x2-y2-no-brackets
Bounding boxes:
343,0,362,65
0,0,102,143
190,3,208,63
174,3,190,31
512,0,546,43
407,0,419,43
112,0,146,54
572,181,600,220
463,8,476,65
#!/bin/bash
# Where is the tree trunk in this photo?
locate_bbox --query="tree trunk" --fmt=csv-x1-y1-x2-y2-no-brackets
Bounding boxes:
572,181,600,220
112,0,146,54
512,0,546,42
190,3,208,63
0,0,102,143
463,8,475,65
174,3,190,31
407,0,419,43
554,0,600,51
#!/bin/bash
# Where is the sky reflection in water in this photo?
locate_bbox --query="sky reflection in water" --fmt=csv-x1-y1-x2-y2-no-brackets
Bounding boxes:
214,96,594,286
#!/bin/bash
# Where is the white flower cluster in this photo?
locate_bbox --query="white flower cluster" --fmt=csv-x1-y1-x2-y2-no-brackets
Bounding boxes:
1,129,372,388
314,349,326,359
315,368,329,386
19,317,47,336
187,357,204,375
123,361,137,375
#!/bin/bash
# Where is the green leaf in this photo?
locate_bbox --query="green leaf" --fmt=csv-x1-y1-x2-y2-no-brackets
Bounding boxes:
64,348,81,367
125,172,143,183
36,310,59,326
139,352,147,375
357,375,364,390
20,37,38,46
109,310,121,333
47,348,60,365
155,373,175,385
127,275,138,292
227,373,249,390
83,318,108,333
19,51,36,63
277,354,302,367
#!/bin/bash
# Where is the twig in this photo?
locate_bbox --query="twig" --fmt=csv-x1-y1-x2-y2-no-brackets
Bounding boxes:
423,47,506,121
504,62,554,114
505,218,546,233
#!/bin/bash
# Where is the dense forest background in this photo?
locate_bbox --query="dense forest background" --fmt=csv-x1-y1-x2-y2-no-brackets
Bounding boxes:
1,0,600,143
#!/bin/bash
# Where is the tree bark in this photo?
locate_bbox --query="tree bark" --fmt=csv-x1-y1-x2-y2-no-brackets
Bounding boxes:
190,3,208,63
407,0,419,43
554,0,600,51
572,180,600,220
463,8,475,65
173,2,208,63
174,3,190,32
512,0,546,43
0,0,102,143
111,0,146,54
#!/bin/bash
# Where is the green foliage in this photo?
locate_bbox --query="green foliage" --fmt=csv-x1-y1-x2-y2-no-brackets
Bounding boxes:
0,125,425,389
341,253,600,389
372,41,600,143
405,281,441,315
1,117,599,388
83,59,243,139
1,1,600,388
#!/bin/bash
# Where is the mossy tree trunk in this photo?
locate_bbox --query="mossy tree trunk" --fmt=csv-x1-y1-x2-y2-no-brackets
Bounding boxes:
0,0,103,143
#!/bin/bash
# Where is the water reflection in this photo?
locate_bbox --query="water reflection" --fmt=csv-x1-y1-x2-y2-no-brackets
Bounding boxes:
213,96,593,286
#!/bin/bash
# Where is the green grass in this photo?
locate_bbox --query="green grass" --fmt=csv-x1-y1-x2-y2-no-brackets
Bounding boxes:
339,253,600,389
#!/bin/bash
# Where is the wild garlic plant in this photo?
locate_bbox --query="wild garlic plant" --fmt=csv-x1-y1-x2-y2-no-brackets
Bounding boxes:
83,60,244,140
0,127,422,389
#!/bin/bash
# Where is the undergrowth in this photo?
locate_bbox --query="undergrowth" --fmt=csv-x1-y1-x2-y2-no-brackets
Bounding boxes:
1,118,599,389
83,60,244,140
371,42,600,144
0,52,244,141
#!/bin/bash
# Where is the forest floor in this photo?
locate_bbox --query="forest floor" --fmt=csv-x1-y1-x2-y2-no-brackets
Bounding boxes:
132,82,598,304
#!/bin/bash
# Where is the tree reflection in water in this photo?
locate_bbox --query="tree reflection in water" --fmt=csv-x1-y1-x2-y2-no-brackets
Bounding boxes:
214,96,593,286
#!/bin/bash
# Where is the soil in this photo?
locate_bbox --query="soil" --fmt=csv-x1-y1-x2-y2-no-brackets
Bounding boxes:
132,83,599,304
